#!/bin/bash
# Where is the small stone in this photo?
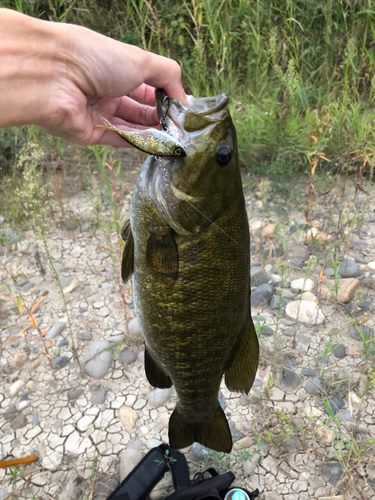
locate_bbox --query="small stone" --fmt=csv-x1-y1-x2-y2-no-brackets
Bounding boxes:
146,438,163,449
332,344,346,359
301,367,316,377
190,443,210,462
325,394,345,415
18,400,28,410
283,327,295,337
349,325,373,340
58,339,69,347
300,291,317,302
32,413,39,426
63,280,79,294
128,317,142,336
119,350,137,365
282,289,297,300
120,449,144,481
285,300,324,325
218,391,226,410
119,406,138,432
316,426,333,445
92,477,119,500
263,244,283,257
281,366,302,391
4,405,17,421
46,322,67,340
90,388,109,405
345,299,373,317
9,379,25,397
10,413,28,430
323,267,334,276
339,409,353,422
147,388,172,408
290,278,314,293
11,352,29,369
77,330,92,341
250,267,269,286
321,460,344,487
251,283,273,307
338,260,360,278
52,356,70,369
348,391,361,409
68,388,85,400
83,341,112,377
243,451,261,477
347,345,361,357
305,377,325,395
319,278,360,303
261,223,276,238
107,334,125,343
233,436,253,450
270,296,287,311
367,262,375,271
270,274,282,283
59,276,73,287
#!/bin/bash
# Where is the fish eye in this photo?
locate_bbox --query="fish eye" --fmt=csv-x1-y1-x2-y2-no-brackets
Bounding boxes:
174,146,184,156
216,145,232,166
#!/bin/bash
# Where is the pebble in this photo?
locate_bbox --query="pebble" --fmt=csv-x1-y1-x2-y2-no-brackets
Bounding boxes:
146,438,163,449
119,350,137,365
120,449,144,481
270,296,287,311
349,325,373,340
321,460,344,487
339,409,353,422
251,283,273,306
367,261,375,271
345,299,373,316
324,394,345,415
128,317,142,336
305,377,325,395
270,273,282,283
9,379,25,397
250,267,269,286
285,300,325,325
52,356,70,370
290,278,314,293
68,388,85,400
323,267,334,276
32,413,40,426
283,327,295,337
107,334,125,343
347,345,361,356
261,223,276,238
83,341,113,377
232,436,253,450
316,425,333,445
10,413,28,430
90,387,109,405
46,322,67,340
263,244,283,257
281,366,301,391
301,367,316,377
58,339,69,347
348,391,361,409
58,276,73,287
119,406,138,432
261,326,274,337
77,330,92,341
190,443,210,462
282,289,297,300
332,344,346,359
338,260,360,278
147,388,172,408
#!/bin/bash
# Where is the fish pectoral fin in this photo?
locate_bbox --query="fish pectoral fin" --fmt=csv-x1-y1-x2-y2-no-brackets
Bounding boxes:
146,231,179,280
169,405,232,453
121,219,134,284
145,347,172,388
224,317,259,394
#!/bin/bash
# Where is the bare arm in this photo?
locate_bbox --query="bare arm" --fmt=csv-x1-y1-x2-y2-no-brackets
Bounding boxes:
0,8,187,147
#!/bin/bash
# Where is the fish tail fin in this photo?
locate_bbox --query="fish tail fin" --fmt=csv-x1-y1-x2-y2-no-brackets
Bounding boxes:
169,405,232,453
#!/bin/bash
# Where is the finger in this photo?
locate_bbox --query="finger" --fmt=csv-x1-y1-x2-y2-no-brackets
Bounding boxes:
115,96,159,126
127,84,157,106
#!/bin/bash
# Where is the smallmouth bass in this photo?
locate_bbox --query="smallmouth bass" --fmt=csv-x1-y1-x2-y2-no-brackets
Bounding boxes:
121,89,259,453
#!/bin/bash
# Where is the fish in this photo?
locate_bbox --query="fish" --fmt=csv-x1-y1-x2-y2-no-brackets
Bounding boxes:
120,89,259,453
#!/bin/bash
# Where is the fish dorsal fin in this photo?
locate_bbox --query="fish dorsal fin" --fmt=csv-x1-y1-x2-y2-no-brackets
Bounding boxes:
121,219,134,284
146,230,179,280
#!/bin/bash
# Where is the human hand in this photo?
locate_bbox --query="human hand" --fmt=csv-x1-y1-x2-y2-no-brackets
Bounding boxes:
0,9,187,147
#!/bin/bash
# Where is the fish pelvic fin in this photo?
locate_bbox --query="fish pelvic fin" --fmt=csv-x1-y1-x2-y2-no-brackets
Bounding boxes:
121,219,134,284
224,317,259,394
169,405,232,453
145,347,172,389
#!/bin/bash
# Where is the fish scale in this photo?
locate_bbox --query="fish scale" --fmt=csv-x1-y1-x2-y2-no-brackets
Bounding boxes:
121,90,259,452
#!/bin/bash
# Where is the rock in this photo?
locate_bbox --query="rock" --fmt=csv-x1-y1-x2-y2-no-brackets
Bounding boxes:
250,267,269,286
90,388,109,405
128,317,142,336
107,334,125,343
283,327,295,337
4,405,17,421
251,283,273,307
345,299,373,317
338,260,360,278
119,406,138,432
324,394,344,415
290,278,314,293
339,409,353,422
243,451,261,477
59,276,73,287
316,426,333,447
367,262,375,271
348,391,361,409
321,460,344,487
305,377,325,395
285,300,324,325
347,345,361,357
9,379,25,397
261,223,276,238
349,325,373,340
68,388,85,401
270,273,282,283
281,366,302,392
261,326,274,337
263,244,283,257
83,341,112,377
149,473,173,500
233,436,253,450
120,449,144,481
319,278,360,303
119,350,137,365
46,322,67,340
218,391,226,410
270,296,287,311
11,352,29,369
250,220,262,232
32,413,39,426
137,350,145,363
92,477,119,500
52,356,70,370
146,438,163,449
301,367,316,377
147,388,172,408
58,339,69,347
332,344,346,359
282,289,297,299
323,267,334,276
10,413,28,430
300,291,317,302
190,443,210,462
77,330,92,341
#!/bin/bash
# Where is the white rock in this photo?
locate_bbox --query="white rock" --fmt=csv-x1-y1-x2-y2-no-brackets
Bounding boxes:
120,448,144,481
367,262,375,271
83,340,113,377
119,406,138,432
290,278,314,293
285,300,324,325
9,380,25,398
264,264,273,273
270,274,282,283
146,438,163,449
300,291,318,302
349,391,361,410
18,400,28,410
303,407,323,418
147,388,172,408
128,317,142,336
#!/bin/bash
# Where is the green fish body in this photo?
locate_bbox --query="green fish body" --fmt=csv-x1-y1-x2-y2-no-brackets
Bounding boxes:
122,90,259,453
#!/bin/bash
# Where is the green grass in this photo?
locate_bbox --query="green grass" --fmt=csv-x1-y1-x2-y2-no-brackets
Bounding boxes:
1,0,375,178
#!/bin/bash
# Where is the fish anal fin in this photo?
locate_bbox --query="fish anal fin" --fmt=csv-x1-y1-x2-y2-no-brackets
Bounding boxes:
146,231,179,280
145,347,172,389
169,405,232,453
224,318,259,394
121,219,134,284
